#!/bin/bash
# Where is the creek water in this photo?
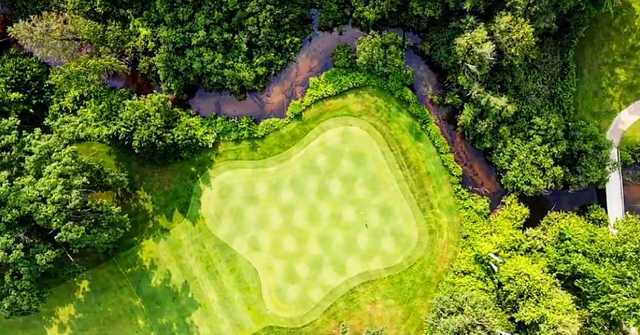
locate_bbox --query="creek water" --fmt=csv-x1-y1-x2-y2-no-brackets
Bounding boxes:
521,189,606,227
623,166,640,214
0,11,11,52
405,50,505,207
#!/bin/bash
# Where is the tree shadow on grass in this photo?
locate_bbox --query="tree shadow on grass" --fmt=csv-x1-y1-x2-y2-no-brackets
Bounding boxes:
41,250,200,334
124,258,200,334
118,150,216,245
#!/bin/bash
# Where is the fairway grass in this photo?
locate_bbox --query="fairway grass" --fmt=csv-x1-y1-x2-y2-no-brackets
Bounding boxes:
0,88,460,334
576,0,640,141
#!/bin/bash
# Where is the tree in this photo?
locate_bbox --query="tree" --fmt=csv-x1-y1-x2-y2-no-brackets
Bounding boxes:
315,0,352,30
352,0,401,30
139,0,311,95
491,12,537,64
2,0,62,21
0,123,130,316
427,196,587,334
454,24,496,79
495,139,565,195
172,111,218,156
117,93,216,158
0,49,50,125
537,212,640,334
427,277,513,334
505,0,587,32
498,256,582,334
356,31,413,85
46,56,129,143
333,44,357,69
117,93,178,156
562,122,613,190
9,11,94,65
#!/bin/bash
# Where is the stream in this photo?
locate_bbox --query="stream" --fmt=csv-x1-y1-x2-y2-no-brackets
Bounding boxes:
623,167,640,214
188,27,364,120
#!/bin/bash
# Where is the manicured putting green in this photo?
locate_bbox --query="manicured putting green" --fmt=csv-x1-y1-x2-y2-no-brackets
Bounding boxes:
199,120,420,317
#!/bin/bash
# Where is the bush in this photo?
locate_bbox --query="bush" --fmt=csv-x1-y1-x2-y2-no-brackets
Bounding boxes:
332,44,357,69
256,118,287,138
356,31,414,86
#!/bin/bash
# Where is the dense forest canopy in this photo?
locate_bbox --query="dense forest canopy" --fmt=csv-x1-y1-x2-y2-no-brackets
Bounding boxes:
1,1,638,334
427,194,640,335
8,0,312,95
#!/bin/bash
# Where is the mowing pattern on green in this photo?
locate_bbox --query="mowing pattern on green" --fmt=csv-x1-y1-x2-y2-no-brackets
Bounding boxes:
200,124,420,317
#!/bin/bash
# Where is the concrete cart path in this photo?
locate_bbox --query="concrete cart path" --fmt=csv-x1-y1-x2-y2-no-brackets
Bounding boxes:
606,100,640,227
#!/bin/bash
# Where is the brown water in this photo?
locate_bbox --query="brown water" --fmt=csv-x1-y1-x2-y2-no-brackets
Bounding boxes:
624,182,640,214
521,188,605,227
623,165,640,214
0,11,11,52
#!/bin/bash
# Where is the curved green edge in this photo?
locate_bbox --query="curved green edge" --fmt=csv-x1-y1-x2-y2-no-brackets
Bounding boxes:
189,117,427,324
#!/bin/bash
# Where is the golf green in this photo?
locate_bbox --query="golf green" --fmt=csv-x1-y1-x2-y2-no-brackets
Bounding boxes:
198,118,421,317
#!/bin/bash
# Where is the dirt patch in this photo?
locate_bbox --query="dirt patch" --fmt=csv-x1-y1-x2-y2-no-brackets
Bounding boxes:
106,70,156,96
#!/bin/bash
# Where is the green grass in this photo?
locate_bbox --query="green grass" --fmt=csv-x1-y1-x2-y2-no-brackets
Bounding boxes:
622,119,640,148
0,88,460,334
576,0,640,142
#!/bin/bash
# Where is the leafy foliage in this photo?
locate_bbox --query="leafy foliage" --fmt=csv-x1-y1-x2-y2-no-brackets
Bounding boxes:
427,1,611,194
535,210,640,334
427,277,512,334
117,93,216,158
0,48,131,318
0,0,629,326
428,193,640,335
134,0,311,95
356,32,413,85
0,120,130,316
0,49,50,125
9,12,94,65
311,0,612,195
